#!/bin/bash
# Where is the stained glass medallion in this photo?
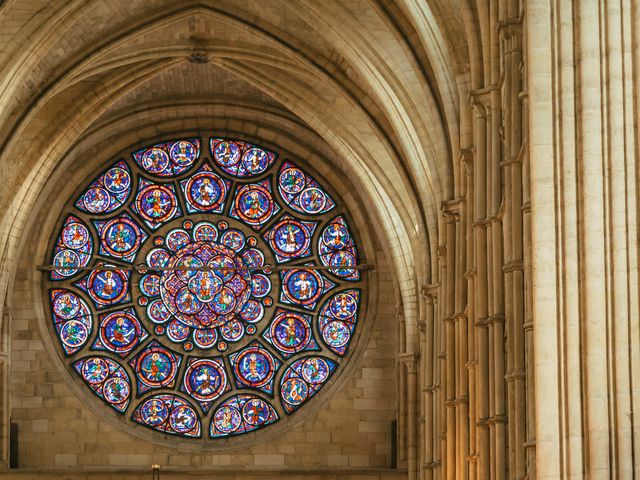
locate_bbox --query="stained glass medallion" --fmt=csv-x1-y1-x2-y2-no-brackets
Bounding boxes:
278,161,336,215
75,161,132,215
44,135,365,440
50,216,93,279
74,356,132,412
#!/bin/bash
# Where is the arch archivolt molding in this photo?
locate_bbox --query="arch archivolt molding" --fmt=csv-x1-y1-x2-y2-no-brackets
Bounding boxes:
16,109,387,450
0,2,447,468
0,4,449,343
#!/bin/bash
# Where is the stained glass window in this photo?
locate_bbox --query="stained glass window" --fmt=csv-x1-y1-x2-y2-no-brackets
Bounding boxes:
44,136,364,439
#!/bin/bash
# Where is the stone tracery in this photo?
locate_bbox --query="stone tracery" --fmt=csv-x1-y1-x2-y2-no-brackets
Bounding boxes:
44,136,364,439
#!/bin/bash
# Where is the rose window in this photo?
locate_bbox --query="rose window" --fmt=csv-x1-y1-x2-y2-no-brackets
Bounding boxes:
44,136,364,439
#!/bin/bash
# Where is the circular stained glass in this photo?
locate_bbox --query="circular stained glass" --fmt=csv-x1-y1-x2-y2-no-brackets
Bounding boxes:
214,406,242,433
62,223,90,249
140,398,169,426
101,218,142,257
60,320,89,348
82,358,110,384
269,312,310,354
44,135,365,440
183,359,228,404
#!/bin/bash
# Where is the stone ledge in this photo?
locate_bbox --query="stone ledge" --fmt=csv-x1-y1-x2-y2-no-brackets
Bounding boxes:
0,467,408,480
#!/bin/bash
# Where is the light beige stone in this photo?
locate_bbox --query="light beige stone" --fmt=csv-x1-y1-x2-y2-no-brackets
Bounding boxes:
0,1,637,479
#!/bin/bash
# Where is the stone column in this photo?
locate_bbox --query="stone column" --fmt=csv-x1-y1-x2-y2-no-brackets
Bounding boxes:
401,353,419,480
421,284,439,480
460,147,478,480
470,88,490,480
0,308,10,469
499,12,528,480
527,0,640,477
397,307,408,466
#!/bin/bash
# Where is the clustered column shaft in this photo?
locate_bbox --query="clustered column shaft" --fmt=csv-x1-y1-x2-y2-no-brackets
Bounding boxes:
408,2,531,479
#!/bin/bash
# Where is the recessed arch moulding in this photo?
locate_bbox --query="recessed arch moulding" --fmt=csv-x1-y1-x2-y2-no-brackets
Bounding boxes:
0,2,459,468
0,2,456,357
26,126,384,447
2,110,441,459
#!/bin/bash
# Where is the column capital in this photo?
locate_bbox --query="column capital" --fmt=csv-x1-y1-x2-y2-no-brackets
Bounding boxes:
475,316,490,327
498,16,524,50
423,384,440,392
505,370,526,381
421,283,440,302
503,259,524,273
399,352,419,373
460,148,474,167
469,85,497,113
488,415,508,425
454,311,468,322
423,461,442,470
441,199,463,222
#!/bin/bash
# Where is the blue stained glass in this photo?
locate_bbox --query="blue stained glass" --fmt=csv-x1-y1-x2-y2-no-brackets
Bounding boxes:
46,134,364,439
229,179,280,230
73,356,132,412
318,290,360,356
142,223,270,350
263,214,317,263
75,161,132,214
180,357,230,413
180,163,230,213
132,394,201,437
279,265,336,310
228,342,281,395
210,138,276,178
91,307,149,357
93,213,147,263
51,215,93,280
73,264,131,308
50,289,93,355
210,394,278,437
280,356,337,413
128,341,182,394
193,328,218,349
262,308,319,358
131,178,182,230
318,216,360,281
133,139,200,177
277,162,336,215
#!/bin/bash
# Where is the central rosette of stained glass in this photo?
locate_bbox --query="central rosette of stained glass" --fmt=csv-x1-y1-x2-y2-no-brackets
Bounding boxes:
140,220,273,351
161,242,251,328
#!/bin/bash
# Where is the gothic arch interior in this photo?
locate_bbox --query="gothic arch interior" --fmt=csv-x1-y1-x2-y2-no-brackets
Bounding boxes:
1,1,640,479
